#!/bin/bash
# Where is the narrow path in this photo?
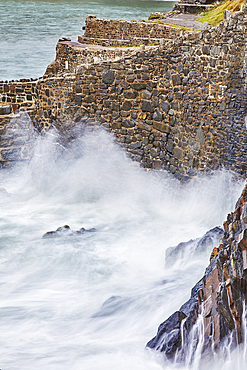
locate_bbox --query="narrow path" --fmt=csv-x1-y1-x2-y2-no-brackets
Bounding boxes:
160,13,206,31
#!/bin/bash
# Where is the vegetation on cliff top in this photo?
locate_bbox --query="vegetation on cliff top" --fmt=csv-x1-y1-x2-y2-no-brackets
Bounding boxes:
197,0,245,26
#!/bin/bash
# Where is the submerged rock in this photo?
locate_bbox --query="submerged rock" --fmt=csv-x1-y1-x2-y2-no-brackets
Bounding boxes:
42,225,96,238
0,188,8,196
147,184,247,363
165,226,224,266
92,295,133,318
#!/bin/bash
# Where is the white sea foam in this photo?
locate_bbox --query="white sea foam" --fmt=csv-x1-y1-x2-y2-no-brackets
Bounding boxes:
0,125,245,369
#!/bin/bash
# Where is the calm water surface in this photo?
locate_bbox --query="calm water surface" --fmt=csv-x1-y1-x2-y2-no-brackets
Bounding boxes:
0,0,175,80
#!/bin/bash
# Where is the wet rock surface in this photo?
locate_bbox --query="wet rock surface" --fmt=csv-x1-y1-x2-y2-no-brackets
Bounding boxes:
43,225,96,238
147,184,247,362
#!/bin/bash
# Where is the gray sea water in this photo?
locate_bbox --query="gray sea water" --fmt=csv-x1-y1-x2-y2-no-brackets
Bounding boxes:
0,0,175,80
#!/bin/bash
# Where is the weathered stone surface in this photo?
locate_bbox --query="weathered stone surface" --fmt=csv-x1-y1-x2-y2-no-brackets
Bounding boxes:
196,126,205,146
174,147,183,160
102,69,115,84
131,82,147,90
166,138,174,154
0,105,11,115
171,74,181,86
122,101,131,111
142,100,154,113
122,118,136,128
153,122,170,133
211,46,221,56
153,110,162,121
140,90,152,99
84,95,96,103
124,91,138,99
160,101,170,114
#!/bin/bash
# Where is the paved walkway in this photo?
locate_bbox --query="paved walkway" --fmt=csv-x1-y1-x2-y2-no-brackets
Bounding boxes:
161,13,205,31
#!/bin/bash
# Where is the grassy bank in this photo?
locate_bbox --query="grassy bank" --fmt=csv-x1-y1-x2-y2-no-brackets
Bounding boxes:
197,0,245,27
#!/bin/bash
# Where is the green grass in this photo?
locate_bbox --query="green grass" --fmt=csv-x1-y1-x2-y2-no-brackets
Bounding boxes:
162,23,192,31
148,19,192,31
146,42,159,46
197,0,244,27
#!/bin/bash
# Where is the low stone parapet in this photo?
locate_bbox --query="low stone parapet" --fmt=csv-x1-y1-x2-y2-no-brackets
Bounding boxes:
83,15,181,42
78,35,164,47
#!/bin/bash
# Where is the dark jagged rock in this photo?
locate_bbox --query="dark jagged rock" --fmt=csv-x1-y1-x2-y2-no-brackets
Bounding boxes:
165,226,224,266
147,311,186,357
42,225,96,238
147,184,247,362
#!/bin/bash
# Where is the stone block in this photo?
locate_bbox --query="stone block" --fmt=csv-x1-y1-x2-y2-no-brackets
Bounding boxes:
174,147,183,160
140,90,152,99
211,46,221,57
122,119,136,128
84,95,96,103
171,74,181,86
153,122,170,133
3,85,9,93
131,82,147,90
160,101,170,114
0,105,11,115
202,45,210,55
196,126,205,146
153,160,162,169
75,94,82,103
122,101,131,111
219,101,225,111
166,138,174,154
142,100,154,113
150,148,158,158
153,110,162,121
124,91,138,99
138,122,152,131
102,69,115,84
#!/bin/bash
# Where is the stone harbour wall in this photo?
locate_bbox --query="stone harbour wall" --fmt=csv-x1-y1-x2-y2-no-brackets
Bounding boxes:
47,7,246,180
81,15,181,47
0,79,37,114
44,41,139,78
78,35,164,48
1,7,247,178
0,112,36,168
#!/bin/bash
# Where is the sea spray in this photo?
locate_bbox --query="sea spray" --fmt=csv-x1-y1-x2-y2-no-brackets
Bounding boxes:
0,124,245,369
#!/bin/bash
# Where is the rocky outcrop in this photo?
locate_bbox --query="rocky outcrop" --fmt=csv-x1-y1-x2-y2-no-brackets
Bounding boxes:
42,225,96,238
165,226,224,266
147,184,247,362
